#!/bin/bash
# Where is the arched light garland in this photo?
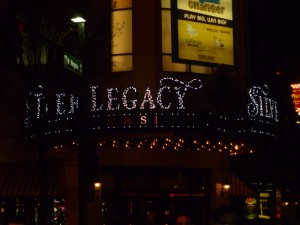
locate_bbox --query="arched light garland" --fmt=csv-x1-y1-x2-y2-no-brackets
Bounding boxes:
25,112,279,138
96,138,254,155
51,138,254,156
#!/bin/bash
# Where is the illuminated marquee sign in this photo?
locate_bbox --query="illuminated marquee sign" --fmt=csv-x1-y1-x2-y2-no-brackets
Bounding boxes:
24,79,279,138
89,77,202,112
247,85,279,123
172,0,234,66
25,77,202,120
291,83,300,125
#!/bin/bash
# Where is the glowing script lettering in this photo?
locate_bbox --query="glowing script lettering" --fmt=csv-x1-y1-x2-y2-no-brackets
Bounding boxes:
90,77,203,112
247,85,279,122
25,77,203,120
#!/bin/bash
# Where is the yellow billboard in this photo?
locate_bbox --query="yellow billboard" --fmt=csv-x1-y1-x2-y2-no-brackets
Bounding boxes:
172,0,234,66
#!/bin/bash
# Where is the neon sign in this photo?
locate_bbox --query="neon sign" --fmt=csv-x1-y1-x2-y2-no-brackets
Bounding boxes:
247,85,279,122
24,79,279,138
291,84,300,115
25,77,203,120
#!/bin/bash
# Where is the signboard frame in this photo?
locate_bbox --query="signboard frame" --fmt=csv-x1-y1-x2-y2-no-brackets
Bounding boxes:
171,0,235,66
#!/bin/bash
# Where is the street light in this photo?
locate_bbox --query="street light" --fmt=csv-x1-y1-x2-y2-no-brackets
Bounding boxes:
94,182,102,198
221,183,231,198
70,15,88,225
70,16,86,56
71,17,86,23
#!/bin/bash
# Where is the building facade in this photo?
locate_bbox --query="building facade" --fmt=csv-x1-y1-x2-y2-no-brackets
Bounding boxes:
0,0,290,225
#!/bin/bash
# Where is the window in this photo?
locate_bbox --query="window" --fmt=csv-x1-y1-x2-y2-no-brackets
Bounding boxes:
161,0,213,74
111,0,133,72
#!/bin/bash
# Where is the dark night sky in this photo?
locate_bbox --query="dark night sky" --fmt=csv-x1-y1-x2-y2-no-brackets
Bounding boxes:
247,0,300,83
270,0,300,55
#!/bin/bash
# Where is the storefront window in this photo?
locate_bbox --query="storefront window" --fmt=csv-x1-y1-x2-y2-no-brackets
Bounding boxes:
101,167,208,225
111,0,133,72
0,197,65,225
